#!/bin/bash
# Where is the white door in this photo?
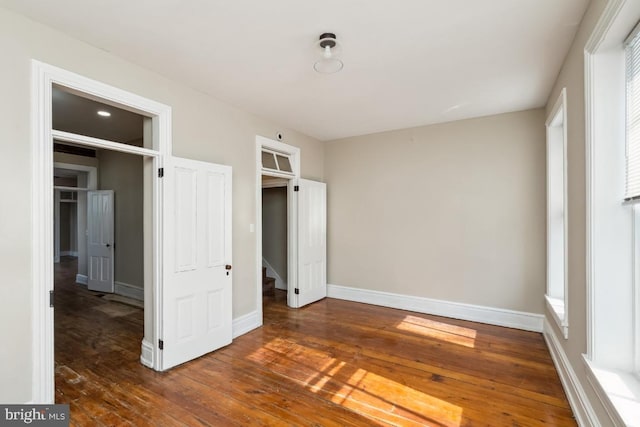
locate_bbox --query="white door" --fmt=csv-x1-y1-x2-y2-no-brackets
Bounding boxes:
161,157,232,370
87,190,115,293
294,179,327,307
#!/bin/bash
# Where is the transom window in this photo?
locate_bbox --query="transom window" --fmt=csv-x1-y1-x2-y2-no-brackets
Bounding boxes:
261,149,293,175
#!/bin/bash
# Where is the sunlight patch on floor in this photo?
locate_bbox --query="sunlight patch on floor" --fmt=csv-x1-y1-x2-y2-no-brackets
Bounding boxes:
247,337,463,427
327,367,463,426
396,315,477,348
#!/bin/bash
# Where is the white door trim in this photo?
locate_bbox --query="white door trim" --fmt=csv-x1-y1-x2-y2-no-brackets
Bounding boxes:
53,163,98,283
53,130,161,158
53,163,98,190
31,60,172,403
255,136,300,320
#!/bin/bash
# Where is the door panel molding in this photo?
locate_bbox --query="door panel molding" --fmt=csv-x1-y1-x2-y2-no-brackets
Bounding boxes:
87,190,115,293
161,157,232,370
294,179,327,308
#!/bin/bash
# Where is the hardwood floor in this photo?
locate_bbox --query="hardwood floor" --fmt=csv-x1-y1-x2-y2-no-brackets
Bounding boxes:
54,258,576,426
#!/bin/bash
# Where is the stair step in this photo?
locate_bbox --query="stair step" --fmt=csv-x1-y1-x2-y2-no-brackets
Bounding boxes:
263,276,275,296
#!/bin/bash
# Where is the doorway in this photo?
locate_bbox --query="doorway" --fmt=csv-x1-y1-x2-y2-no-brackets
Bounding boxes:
261,177,290,306
31,61,171,403
255,135,328,323
51,95,149,406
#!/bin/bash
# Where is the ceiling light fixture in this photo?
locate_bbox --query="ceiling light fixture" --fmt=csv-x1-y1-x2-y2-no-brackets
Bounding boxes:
97,110,111,117
314,33,343,74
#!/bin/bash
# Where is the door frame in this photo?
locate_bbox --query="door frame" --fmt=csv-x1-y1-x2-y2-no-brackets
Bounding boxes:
52,162,97,280
31,60,172,403
255,136,300,320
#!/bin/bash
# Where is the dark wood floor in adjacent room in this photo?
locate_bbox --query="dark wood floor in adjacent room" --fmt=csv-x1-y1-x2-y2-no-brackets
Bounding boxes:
54,258,576,426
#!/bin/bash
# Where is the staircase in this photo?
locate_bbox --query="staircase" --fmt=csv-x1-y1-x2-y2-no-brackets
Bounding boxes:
262,267,275,296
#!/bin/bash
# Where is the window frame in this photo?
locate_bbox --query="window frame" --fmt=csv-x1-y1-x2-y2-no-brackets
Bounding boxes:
545,88,569,339
583,0,640,423
261,148,295,177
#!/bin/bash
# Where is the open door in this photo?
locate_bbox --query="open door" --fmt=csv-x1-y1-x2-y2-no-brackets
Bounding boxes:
294,179,327,308
87,190,115,293
161,157,232,370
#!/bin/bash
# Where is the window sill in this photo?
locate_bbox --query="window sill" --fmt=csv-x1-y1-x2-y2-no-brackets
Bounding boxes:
583,355,640,427
545,295,568,339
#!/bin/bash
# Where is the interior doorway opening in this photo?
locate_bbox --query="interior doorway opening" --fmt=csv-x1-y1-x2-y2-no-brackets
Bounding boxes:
51,103,149,404
255,135,328,322
255,136,300,322
32,60,172,403
261,177,290,307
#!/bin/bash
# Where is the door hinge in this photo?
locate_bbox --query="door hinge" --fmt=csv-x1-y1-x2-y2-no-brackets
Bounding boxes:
159,339,164,350
49,290,54,308
294,185,299,192
158,168,164,178
294,288,300,295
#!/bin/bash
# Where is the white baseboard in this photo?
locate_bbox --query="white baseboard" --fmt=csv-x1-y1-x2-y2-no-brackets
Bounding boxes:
262,257,287,290
115,281,144,301
543,319,599,427
140,339,154,368
327,284,544,332
75,274,87,285
232,310,261,339
60,251,78,257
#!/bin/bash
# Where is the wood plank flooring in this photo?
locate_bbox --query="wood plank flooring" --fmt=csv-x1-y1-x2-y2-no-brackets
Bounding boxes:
54,258,576,426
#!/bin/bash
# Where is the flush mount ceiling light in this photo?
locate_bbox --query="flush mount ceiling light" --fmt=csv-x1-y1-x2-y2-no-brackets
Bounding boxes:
314,32,343,74
97,110,111,117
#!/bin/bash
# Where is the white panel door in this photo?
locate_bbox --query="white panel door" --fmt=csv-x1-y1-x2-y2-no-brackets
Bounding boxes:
87,190,114,293
162,157,232,370
295,179,327,307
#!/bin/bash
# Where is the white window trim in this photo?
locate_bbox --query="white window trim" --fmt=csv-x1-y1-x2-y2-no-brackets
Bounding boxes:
545,88,569,339
584,0,640,424
633,204,640,375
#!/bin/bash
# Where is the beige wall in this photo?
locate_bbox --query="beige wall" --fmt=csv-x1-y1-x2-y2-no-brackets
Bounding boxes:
262,187,288,283
544,0,612,423
0,7,323,403
325,109,546,313
98,149,144,290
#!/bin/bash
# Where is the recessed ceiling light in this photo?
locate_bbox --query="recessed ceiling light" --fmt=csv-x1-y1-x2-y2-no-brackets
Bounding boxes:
97,110,111,117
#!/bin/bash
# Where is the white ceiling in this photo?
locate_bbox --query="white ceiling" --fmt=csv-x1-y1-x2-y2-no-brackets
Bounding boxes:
1,0,589,141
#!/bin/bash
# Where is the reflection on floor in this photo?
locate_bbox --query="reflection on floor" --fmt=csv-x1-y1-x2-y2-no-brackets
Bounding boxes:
55,258,576,426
